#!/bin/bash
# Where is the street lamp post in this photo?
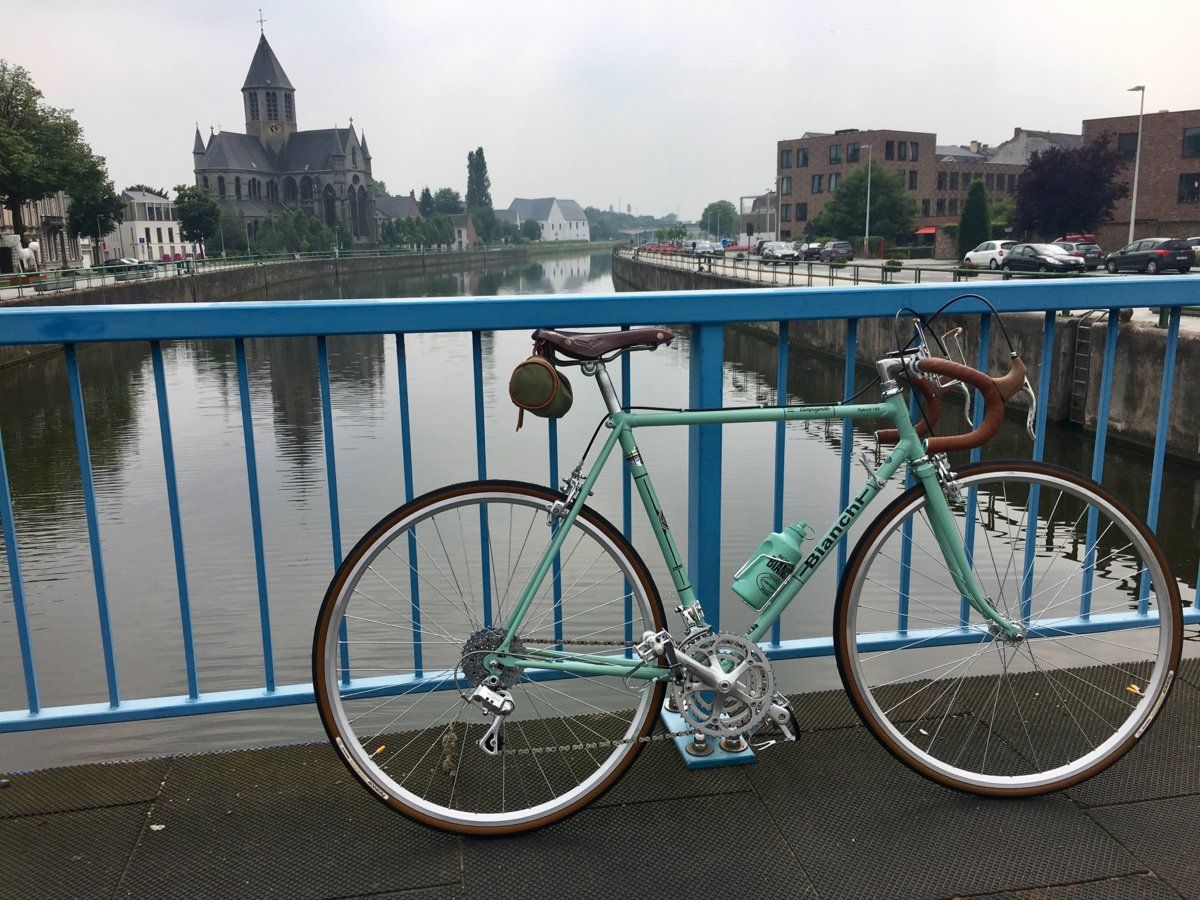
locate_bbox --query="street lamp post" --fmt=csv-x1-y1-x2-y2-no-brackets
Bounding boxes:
863,144,873,259
1127,85,1146,246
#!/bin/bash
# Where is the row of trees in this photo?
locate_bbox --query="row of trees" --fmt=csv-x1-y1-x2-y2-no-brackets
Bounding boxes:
379,213,456,248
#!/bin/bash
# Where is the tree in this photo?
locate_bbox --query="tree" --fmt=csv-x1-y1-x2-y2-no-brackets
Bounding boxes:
699,200,738,239
1014,138,1129,239
471,206,498,243
66,164,124,249
990,196,1015,228
466,147,493,210
957,180,990,258
432,187,463,214
0,61,108,235
520,218,542,241
372,180,390,198
124,184,167,197
256,211,336,254
809,166,916,245
173,184,221,249
218,210,247,254
417,186,434,217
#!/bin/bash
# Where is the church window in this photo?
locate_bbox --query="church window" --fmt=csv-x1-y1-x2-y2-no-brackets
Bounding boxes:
248,92,260,121
202,176,209,191
266,91,278,120
300,177,313,201
235,176,242,200
218,176,226,199
284,93,294,122
352,148,357,167
267,180,278,202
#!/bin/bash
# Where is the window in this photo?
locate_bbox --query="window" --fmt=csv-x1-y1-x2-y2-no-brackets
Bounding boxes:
284,92,294,122
795,202,808,221
897,141,907,161
908,170,918,190
922,198,931,217
1184,128,1200,158
936,199,945,216
352,148,357,167
1180,173,1200,203
937,171,946,189
248,92,259,121
202,176,209,191
781,203,792,222
798,147,809,167
780,148,792,168
168,227,174,243
829,172,840,190
1113,132,1138,160
910,141,919,161
265,91,278,120
811,173,823,193
985,173,994,190
949,172,959,190
948,198,959,215
218,176,225,198
829,144,841,164
885,140,895,160
156,227,163,243
267,180,278,202
847,143,860,163
235,176,242,200
1007,174,1016,193
145,226,151,245
780,176,792,195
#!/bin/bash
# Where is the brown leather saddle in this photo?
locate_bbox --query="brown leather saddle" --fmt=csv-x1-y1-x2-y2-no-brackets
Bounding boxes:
532,326,674,361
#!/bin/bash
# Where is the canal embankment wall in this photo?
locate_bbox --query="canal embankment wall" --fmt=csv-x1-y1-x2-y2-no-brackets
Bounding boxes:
613,248,1200,463
0,248,529,368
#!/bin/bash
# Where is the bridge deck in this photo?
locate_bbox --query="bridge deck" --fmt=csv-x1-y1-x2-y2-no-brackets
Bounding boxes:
4,658,1200,900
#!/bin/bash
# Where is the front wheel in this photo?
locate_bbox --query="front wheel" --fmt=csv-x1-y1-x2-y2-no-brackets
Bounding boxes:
988,258,998,269
834,461,1182,796
1147,260,1160,274
313,480,667,834
1106,260,1118,274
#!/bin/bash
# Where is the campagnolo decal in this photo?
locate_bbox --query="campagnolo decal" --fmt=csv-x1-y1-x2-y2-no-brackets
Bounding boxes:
337,736,390,800
800,485,872,571
1135,670,1173,738
624,450,644,467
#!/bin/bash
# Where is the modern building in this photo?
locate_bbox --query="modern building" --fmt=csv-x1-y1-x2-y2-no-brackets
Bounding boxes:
1082,107,1200,249
98,189,195,262
498,198,590,241
0,191,81,271
191,31,378,246
774,126,1079,241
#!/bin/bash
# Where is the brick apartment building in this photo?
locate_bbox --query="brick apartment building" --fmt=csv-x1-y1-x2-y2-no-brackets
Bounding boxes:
1082,108,1200,250
766,127,1073,242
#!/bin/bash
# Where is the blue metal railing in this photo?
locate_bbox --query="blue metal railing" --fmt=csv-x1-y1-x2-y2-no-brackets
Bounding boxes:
0,276,1197,732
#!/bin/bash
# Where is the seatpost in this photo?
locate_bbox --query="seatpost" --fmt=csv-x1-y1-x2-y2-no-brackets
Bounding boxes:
586,361,623,416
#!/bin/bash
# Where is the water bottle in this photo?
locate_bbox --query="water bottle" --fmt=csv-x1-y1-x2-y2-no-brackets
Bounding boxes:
732,522,810,610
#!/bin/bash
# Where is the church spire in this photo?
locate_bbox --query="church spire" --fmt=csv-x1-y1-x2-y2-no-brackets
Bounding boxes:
193,125,206,155
360,130,371,159
242,33,293,90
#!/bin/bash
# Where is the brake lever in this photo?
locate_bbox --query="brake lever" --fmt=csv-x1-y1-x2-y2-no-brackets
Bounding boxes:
1022,376,1038,441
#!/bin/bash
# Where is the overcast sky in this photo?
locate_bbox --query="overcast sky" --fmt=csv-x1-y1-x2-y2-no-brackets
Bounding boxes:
4,0,1194,219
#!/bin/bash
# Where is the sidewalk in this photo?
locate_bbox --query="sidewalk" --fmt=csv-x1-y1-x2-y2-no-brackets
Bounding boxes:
4,657,1199,899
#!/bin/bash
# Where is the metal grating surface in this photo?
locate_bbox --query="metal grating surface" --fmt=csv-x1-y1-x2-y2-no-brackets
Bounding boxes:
745,728,1141,899
0,756,168,819
0,803,151,899
460,791,817,899
1088,795,1200,900
115,743,462,900
970,873,1178,899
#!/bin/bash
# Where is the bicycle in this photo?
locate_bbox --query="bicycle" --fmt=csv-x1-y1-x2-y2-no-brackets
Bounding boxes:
312,304,1182,835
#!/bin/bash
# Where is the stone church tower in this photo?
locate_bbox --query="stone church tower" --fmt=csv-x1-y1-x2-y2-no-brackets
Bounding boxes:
192,32,377,246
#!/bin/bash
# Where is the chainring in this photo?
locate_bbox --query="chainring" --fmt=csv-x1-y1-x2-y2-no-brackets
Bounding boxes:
677,631,774,738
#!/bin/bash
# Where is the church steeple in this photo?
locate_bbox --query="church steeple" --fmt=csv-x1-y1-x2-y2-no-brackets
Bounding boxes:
242,33,296,144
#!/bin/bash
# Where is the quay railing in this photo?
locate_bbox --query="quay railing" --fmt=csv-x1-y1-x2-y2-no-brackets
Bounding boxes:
0,277,1197,732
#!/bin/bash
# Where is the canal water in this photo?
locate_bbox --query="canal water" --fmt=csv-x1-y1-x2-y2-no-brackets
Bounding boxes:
1,250,1197,770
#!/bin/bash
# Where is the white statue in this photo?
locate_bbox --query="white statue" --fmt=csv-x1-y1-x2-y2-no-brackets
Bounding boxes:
20,240,40,271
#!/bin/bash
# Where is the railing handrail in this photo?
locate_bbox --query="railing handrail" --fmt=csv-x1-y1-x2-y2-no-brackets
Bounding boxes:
1,275,1194,346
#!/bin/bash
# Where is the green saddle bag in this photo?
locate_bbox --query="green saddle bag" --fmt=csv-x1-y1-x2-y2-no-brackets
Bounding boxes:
508,351,573,430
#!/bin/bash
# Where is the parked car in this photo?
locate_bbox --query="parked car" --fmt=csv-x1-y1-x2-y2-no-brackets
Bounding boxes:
1001,243,1086,274
1052,240,1104,270
101,257,140,271
1185,237,1200,261
1104,238,1193,274
819,241,854,263
963,240,1018,269
761,241,800,264
795,241,823,260
690,240,724,257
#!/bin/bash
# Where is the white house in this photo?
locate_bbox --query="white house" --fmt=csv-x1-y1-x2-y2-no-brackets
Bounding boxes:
499,197,590,241
99,190,199,262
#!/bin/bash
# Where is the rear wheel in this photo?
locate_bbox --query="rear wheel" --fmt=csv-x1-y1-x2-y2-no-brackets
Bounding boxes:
1147,260,1160,274
314,480,667,834
988,259,998,269
1106,260,1118,274
835,461,1182,796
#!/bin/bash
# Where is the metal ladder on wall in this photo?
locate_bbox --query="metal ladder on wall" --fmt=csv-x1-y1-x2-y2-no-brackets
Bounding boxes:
1070,311,1105,426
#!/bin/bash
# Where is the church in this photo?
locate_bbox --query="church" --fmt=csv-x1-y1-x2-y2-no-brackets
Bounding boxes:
192,32,376,244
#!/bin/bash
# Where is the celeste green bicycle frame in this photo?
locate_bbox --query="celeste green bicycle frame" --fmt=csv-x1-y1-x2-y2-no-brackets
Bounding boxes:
488,366,1021,682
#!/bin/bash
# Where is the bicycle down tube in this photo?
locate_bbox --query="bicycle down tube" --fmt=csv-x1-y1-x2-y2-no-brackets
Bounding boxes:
491,362,1021,681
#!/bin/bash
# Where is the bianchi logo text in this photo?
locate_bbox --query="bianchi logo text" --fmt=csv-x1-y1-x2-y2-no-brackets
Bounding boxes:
801,485,872,571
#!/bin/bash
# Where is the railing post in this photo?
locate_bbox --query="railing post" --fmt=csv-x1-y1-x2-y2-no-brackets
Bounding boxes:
687,323,724,628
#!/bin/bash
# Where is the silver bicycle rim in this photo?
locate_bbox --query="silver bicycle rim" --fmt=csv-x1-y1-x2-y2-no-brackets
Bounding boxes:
320,489,660,830
843,467,1176,792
